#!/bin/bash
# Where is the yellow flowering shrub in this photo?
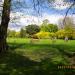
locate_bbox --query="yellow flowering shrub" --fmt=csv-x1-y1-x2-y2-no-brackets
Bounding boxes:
35,31,50,39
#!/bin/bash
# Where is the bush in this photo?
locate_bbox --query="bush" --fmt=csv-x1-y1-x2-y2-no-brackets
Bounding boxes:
64,31,73,39
35,31,50,39
72,32,75,40
56,29,65,39
7,30,16,37
56,29,75,39
49,32,56,38
15,32,20,37
31,35,39,39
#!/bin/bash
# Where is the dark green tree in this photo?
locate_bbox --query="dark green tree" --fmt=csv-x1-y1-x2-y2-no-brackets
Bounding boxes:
26,24,40,36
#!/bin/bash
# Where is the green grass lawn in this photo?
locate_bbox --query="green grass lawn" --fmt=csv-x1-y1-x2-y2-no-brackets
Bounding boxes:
0,38,75,75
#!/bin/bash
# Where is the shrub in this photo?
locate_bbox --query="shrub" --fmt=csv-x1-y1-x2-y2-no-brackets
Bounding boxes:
72,32,75,40
64,31,73,39
31,34,39,39
56,29,75,39
56,29,65,39
35,31,50,39
15,32,20,37
49,32,56,38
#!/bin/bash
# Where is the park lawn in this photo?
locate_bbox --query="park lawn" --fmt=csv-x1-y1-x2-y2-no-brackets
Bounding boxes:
0,38,75,75
7,38,75,52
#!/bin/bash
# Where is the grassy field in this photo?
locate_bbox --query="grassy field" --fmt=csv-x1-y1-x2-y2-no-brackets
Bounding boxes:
0,38,75,75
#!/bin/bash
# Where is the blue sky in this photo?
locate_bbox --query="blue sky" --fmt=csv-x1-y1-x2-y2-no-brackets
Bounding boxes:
11,0,75,16
0,0,75,31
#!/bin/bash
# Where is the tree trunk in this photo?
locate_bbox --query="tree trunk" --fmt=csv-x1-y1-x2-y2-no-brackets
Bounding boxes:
0,0,11,52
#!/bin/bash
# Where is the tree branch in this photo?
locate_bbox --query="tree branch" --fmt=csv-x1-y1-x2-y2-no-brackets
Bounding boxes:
63,2,75,25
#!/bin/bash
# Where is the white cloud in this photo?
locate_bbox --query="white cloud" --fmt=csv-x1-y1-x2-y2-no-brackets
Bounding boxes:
9,12,65,31
52,0,73,10
42,13,64,24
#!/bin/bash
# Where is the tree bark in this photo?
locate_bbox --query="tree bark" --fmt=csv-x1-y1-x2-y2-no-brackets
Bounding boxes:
0,0,11,52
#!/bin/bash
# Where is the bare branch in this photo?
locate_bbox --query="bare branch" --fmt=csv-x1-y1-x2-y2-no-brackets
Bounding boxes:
63,2,75,25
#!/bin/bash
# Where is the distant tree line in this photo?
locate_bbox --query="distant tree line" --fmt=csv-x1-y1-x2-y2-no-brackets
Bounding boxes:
7,20,58,38
7,17,75,40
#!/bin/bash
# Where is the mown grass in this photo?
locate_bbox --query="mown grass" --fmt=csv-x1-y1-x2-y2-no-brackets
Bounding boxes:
0,38,75,75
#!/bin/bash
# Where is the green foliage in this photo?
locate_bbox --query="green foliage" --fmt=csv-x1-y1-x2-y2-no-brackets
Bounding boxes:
64,26,74,39
40,20,58,32
49,32,56,38
40,24,47,32
40,19,49,32
72,32,75,39
56,29,65,39
58,17,75,39
7,30,16,37
56,29,75,39
26,24,40,36
35,31,50,39
64,17,75,39
47,24,58,32
64,31,73,39
15,32,20,38
20,28,27,38
35,31,56,39
7,29,21,38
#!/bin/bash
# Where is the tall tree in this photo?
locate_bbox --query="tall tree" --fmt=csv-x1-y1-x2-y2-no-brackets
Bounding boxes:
0,0,11,52
40,19,49,32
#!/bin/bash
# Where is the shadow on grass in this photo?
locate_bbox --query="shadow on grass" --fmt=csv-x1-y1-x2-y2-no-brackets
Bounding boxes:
8,42,74,49
0,51,75,75
8,42,75,66
9,42,75,57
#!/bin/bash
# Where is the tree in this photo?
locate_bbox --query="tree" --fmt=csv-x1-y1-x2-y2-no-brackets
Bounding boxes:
47,24,58,32
58,17,75,39
64,17,74,30
41,22,58,32
60,17,75,38
40,19,49,32
58,18,64,29
26,24,40,36
0,0,11,52
42,19,49,25
64,17,75,39
20,28,27,38
58,17,75,30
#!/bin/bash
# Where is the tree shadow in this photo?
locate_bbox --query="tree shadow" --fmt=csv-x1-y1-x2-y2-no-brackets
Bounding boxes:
9,42,75,56
0,51,38,74
0,51,75,75
8,42,75,59
2,42,74,74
